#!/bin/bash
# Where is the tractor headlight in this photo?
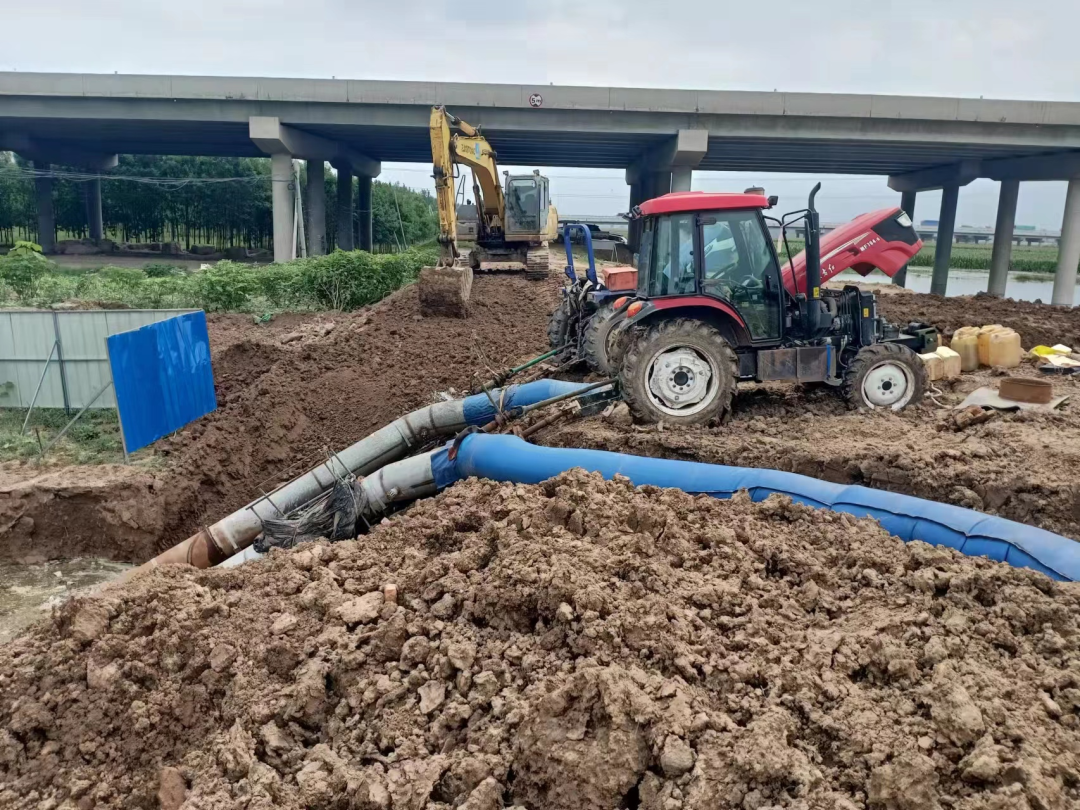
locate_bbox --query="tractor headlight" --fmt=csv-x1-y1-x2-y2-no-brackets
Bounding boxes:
896,212,913,228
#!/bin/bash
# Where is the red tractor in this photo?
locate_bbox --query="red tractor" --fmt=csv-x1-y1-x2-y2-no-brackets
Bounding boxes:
550,184,937,426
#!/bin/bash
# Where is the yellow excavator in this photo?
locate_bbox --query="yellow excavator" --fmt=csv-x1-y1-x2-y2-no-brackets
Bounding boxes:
418,106,558,317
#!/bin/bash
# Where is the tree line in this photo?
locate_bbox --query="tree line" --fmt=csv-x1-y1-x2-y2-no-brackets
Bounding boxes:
0,153,438,253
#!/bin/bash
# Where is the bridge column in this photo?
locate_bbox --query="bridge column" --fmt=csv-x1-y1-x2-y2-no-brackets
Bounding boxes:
84,177,104,241
1052,177,1080,306
893,190,916,287
306,160,327,256
335,165,354,251
646,171,672,199
930,184,959,296
671,166,693,193
250,116,379,256
270,153,296,263
357,174,373,251
34,162,56,253
988,179,1019,297
627,181,645,254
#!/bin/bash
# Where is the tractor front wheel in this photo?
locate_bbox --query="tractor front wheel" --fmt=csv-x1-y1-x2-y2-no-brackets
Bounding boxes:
842,343,928,410
620,318,738,426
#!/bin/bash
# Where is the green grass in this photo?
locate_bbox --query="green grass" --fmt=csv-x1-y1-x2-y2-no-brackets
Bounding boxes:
0,408,135,465
0,247,440,313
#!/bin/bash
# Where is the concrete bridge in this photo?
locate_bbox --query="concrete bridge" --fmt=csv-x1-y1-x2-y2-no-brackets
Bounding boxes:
3,72,1080,302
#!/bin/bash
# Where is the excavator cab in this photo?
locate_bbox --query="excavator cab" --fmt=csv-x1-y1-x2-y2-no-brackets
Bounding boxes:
504,172,552,237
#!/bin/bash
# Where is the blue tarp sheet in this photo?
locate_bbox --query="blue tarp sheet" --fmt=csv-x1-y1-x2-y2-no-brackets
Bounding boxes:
107,311,216,452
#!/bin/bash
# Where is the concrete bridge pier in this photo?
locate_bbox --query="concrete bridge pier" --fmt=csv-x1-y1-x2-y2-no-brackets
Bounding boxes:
931,184,959,296
250,116,379,262
671,165,693,193
306,160,326,256
33,162,55,253
893,190,917,288
335,165,354,251
84,177,104,241
357,175,373,252
988,180,1020,297
1052,178,1080,307
270,153,295,263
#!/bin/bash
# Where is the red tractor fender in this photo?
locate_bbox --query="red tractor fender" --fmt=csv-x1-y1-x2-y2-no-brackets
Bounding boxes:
622,297,753,347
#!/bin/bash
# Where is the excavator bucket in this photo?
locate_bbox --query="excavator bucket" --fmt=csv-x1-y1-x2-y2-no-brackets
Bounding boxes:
418,264,473,318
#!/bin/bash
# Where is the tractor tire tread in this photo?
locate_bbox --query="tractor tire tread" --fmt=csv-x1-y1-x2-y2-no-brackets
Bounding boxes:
842,342,928,410
582,303,621,376
547,296,573,350
620,318,738,426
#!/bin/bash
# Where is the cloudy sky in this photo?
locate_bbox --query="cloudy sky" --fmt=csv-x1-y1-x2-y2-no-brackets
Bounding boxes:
3,0,1077,228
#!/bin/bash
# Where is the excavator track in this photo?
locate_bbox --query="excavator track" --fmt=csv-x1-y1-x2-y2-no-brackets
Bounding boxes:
524,246,550,280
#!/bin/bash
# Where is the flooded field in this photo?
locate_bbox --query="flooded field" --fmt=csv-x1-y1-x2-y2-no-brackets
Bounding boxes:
0,558,129,643
844,266,1080,304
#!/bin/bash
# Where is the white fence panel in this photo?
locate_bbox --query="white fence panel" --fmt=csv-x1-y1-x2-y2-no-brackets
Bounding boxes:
0,309,199,409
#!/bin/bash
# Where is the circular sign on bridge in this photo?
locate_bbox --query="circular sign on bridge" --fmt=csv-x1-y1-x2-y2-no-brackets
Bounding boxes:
528,93,543,108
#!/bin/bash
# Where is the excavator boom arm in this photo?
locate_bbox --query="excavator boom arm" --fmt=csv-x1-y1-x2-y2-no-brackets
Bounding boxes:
429,106,506,264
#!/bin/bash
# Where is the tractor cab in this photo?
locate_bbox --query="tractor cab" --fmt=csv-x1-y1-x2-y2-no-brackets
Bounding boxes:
549,185,939,426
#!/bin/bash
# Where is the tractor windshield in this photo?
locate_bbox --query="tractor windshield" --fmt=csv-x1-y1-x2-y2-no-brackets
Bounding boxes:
642,213,696,296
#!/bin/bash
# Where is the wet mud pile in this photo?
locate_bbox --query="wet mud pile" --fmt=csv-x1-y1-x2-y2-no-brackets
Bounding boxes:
2,472,1078,809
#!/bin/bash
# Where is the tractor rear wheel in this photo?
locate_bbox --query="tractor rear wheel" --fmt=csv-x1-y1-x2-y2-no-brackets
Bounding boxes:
547,296,573,350
620,318,738,426
842,342,928,410
582,303,625,376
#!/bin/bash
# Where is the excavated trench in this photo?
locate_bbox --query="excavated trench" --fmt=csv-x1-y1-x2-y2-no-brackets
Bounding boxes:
3,277,1080,568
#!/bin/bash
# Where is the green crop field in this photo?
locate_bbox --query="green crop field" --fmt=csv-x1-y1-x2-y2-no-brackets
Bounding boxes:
910,243,1064,274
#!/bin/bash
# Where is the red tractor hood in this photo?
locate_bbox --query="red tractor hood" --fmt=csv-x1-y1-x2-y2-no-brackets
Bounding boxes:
781,207,923,296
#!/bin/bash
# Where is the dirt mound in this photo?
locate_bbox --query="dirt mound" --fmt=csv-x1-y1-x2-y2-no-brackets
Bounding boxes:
152,276,557,554
878,290,1080,350
0,277,559,564
542,375,1080,541
2,471,1078,809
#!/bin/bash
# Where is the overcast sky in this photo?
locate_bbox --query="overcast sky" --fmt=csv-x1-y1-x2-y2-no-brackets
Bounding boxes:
3,0,1077,228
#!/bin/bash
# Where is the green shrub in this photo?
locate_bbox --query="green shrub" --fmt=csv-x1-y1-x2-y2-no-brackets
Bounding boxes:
192,260,259,312
0,240,53,299
0,247,439,314
29,274,79,307
143,263,182,278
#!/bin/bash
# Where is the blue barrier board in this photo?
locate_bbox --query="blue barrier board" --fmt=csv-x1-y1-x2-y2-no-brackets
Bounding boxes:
107,311,216,452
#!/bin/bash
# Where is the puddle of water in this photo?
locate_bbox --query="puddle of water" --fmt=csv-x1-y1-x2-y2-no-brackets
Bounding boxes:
839,268,1080,305
0,558,131,644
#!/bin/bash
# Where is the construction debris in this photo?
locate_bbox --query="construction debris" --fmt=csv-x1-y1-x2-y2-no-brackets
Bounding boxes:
2,471,1078,810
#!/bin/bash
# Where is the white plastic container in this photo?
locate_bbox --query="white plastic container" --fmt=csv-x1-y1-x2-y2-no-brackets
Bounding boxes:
986,329,1022,369
951,327,980,372
935,346,962,379
919,352,944,381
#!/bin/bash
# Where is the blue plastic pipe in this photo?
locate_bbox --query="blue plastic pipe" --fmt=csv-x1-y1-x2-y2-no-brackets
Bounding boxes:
432,433,1080,582
461,380,591,425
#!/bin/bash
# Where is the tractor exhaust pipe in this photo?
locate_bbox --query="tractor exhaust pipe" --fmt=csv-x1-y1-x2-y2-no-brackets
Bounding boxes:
804,182,823,334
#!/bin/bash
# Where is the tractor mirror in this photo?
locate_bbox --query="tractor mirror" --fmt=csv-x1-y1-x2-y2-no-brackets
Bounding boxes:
768,195,779,208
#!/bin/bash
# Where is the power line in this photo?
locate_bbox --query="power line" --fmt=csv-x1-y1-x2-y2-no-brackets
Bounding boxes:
2,165,269,190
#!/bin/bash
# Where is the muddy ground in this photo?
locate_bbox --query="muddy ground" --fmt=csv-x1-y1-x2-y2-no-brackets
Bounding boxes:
2,472,1078,809
0,275,558,564
5,275,1080,568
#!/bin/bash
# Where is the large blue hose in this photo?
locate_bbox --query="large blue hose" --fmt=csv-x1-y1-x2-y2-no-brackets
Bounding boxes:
462,380,592,426
432,433,1080,582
